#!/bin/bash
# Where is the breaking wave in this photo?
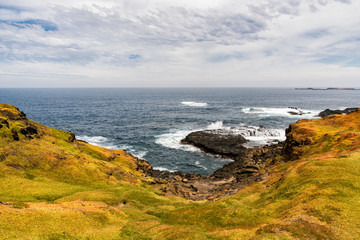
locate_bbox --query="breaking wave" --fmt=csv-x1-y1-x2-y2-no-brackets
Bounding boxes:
77,135,119,149
242,107,318,117
77,135,148,159
153,167,176,172
155,121,286,152
181,101,208,107
155,121,229,152
154,130,200,152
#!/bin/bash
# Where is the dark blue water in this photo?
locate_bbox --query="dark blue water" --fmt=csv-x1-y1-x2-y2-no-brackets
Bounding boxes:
1,88,359,174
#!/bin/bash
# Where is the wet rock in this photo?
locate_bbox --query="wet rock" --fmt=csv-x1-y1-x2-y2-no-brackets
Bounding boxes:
181,130,248,158
287,107,305,115
316,108,358,118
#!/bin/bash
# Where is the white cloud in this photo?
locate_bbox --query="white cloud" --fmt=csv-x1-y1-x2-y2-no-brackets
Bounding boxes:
0,0,359,87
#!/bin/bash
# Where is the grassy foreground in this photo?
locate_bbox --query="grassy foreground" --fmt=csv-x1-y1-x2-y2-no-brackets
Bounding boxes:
0,103,360,239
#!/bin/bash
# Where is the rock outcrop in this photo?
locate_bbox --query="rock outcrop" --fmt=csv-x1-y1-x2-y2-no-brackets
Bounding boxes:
287,107,310,115
316,108,358,118
138,126,285,200
180,130,248,158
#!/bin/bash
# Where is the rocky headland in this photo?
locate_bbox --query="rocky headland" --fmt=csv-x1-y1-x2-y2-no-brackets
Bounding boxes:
2,104,360,239
142,127,285,201
316,107,358,117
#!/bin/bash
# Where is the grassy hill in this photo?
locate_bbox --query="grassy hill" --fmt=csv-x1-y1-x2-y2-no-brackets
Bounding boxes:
0,103,359,239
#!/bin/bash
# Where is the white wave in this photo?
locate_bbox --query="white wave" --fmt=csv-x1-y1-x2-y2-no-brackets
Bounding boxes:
155,130,200,152
133,151,148,159
181,101,208,107
203,126,286,147
155,118,287,153
227,126,284,139
194,161,208,170
77,136,147,159
155,120,225,152
207,120,223,129
118,144,148,159
77,135,119,149
153,167,176,172
242,107,318,118
241,127,286,147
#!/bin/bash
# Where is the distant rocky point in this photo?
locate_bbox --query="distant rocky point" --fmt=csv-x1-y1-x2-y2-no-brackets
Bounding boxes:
295,87,357,90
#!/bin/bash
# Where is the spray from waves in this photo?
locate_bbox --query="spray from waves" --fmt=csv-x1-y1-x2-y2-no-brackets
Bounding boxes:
77,135,119,149
155,121,228,152
233,126,286,146
207,120,223,129
205,125,286,146
118,144,148,159
242,107,319,118
77,135,148,159
152,167,176,172
195,161,208,170
155,121,286,152
154,130,200,152
181,101,208,107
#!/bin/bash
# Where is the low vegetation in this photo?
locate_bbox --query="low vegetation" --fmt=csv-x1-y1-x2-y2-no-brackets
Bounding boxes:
0,104,359,239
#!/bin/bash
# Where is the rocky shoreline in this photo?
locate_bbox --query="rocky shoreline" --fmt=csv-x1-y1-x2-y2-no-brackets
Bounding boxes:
136,138,284,201
136,107,359,201
135,125,287,200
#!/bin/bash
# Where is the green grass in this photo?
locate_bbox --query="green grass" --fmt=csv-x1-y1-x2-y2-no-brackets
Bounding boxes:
1,104,360,239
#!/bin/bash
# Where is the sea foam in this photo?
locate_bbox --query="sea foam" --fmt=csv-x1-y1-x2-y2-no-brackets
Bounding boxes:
242,107,319,117
77,135,119,149
155,130,200,152
155,121,286,152
181,101,208,107
152,167,176,172
77,135,148,159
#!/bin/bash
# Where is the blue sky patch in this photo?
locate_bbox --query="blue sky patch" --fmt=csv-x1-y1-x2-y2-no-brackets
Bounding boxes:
303,29,329,38
128,54,141,60
0,5,24,13
0,19,58,31
209,53,244,62
318,55,360,68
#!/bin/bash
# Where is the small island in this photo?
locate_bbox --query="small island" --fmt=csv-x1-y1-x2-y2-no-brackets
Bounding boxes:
295,87,357,90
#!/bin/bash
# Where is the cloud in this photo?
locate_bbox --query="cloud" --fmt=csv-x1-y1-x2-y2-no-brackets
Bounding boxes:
0,0,359,87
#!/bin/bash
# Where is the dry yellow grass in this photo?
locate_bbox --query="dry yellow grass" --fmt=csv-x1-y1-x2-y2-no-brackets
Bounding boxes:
1,104,360,239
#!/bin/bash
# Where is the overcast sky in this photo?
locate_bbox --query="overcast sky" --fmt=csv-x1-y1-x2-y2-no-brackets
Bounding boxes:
0,0,359,87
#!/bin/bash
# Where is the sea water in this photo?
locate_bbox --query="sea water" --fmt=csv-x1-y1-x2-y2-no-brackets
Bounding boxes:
1,88,360,175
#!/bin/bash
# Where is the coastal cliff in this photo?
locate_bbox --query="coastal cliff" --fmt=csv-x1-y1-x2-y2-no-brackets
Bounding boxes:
1,104,360,239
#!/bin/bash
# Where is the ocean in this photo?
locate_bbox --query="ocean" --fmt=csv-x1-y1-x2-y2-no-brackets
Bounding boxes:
1,88,359,175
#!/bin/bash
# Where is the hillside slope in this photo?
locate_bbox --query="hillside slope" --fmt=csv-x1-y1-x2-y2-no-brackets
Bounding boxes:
0,104,360,239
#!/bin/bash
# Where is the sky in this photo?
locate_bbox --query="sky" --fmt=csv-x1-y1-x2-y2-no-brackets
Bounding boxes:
0,0,359,87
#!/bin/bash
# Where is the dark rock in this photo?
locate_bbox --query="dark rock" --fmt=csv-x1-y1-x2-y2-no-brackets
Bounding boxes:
20,126,38,136
316,108,358,118
11,129,19,141
180,130,248,158
0,109,27,121
282,124,312,160
68,132,76,142
0,119,9,128
287,107,311,115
